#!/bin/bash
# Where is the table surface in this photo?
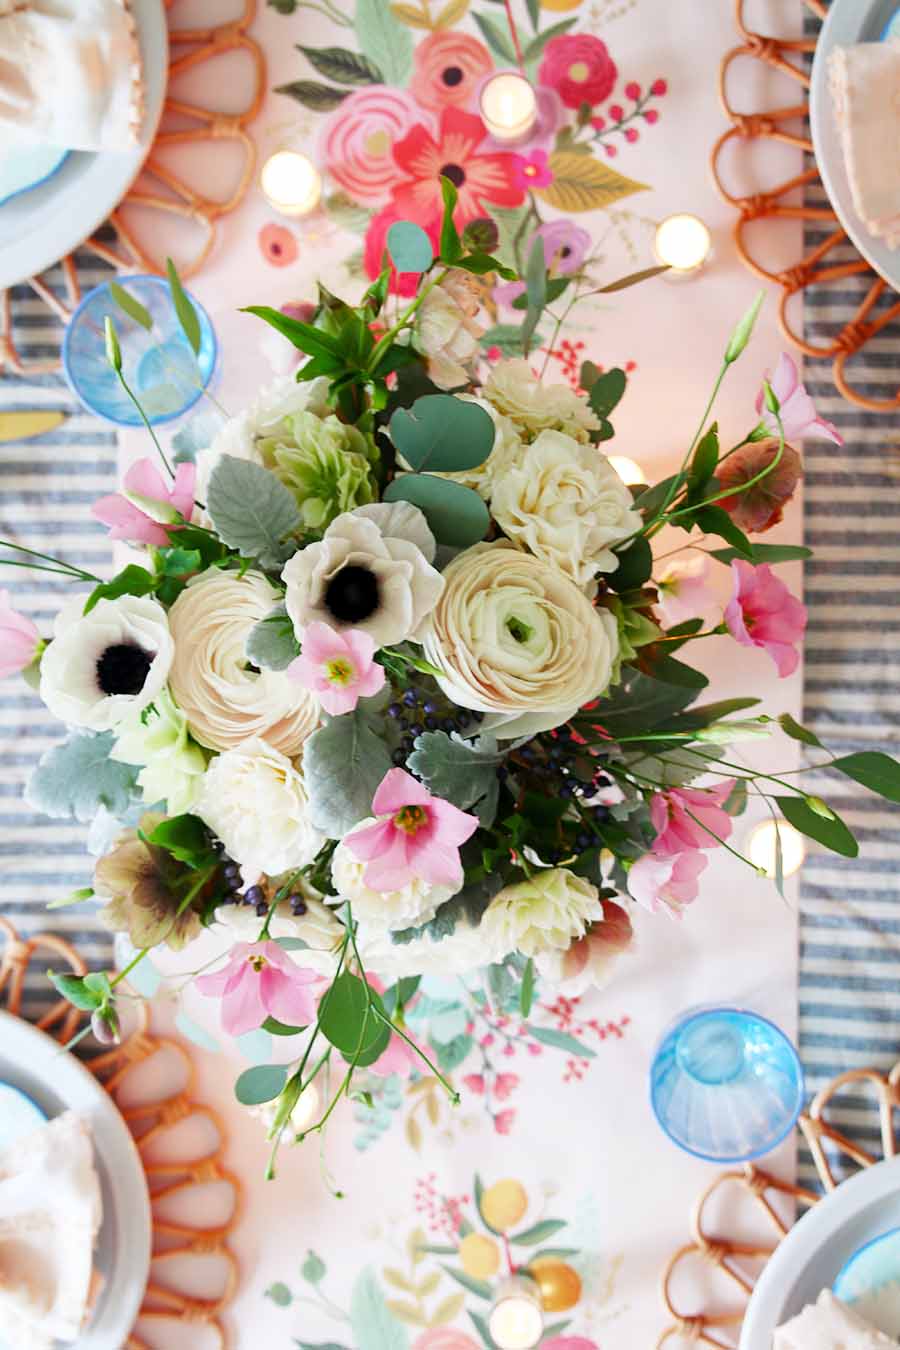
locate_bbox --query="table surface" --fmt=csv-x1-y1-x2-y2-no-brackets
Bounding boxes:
5,1,899,1346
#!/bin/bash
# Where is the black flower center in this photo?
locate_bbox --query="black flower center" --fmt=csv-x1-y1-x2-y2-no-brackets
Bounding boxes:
440,162,466,188
442,65,464,86
96,643,153,696
324,565,380,624
560,245,572,258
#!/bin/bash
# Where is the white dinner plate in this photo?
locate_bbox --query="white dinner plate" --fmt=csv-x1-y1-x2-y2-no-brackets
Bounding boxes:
0,0,169,290
740,1154,900,1347
809,0,900,293
0,1010,152,1350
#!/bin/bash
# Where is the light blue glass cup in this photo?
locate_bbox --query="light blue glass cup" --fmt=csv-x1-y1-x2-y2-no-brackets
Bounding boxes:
650,1006,805,1163
62,273,217,426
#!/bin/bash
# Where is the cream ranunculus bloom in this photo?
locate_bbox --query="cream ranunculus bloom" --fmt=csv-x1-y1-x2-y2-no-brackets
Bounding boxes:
332,831,456,931
480,867,604,958
167,569,319,755
490,429,642,589
281,504,444,647
39,592,173,731
421,541,619,739
196,737,324,883
215,894,343,976
483,358,600,443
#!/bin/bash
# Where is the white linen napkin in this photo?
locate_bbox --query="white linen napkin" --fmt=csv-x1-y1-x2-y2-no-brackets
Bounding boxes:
774,1289,900,1348
828,39,900,250
0,0,144,152
0,1111,103,1348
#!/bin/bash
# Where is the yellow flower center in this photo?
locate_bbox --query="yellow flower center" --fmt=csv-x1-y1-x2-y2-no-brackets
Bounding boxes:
524,164,538,178
365,129,390,157
568,60,590,82
325,657,355,686
393,804,428,836
248,954,268,972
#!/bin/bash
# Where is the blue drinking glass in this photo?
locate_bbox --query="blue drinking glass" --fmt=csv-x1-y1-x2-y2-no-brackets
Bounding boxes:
649,1006,805,1163
62,273,217,426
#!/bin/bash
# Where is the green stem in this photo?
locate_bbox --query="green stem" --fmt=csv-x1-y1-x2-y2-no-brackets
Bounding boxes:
0,540,100,582
682,806,762,873
366,269,449,373
649,360,729,529
114,368,175,478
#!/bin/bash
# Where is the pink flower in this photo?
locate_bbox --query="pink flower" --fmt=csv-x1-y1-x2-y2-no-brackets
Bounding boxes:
628,851,708,919
320,87,431,207
494,218,591,308
462,1073,485,1094
344,768,478,892
412,1331,481,1350
539,34,618,109
370,1031,417,1079
410,31,493,112
0,591,41,679
543,1340,600,1350
493,1109,516,1135
650,782,737,856
93,457,196,549
655,555,716,627
287,621,385,716
724,560,807,678
196,941,319,1038
756,353,843,444
493,1072,519,1101
389,108,526,229
509,149,553,190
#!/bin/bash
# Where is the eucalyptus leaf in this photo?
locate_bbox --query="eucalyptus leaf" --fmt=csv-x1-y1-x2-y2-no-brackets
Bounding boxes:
207,454,301,567
319,973,389,1065
165,257,202,355
27,731,139,822
387,221,434,274
304,703,392,836
389,395,495,472
383,474,489,549
234,1063,288,1105
245,603,300,671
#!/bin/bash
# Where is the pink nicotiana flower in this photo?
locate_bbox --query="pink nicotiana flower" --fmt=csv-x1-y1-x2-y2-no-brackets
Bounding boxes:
92,457,196,548
650,780,738,856
0,591,41,679
287,621,385,715
345,767,478,892
196,940,319,1038
724,559,807,678
655,554,716,627
756,352,843,444
627,850,708,920
509,149,554,191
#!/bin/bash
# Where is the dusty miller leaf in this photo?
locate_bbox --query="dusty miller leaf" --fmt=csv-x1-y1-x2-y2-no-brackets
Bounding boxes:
304,701,392,836
245,603,300,671
206,454,301,568
27,731,140,822
407,731,501,826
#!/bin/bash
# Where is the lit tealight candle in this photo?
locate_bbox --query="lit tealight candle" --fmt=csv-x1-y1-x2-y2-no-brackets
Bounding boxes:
608,455,645,486
488,1276,544,1350
479,72,538,143
653,213,712,278
260,150,322,218
747,819,806,879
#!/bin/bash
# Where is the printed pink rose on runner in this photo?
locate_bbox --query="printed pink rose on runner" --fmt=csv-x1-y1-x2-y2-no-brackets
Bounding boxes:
196,940,319,1037
345,767,478,891
410,31,493,111
725,560,807,677
321,87,431,207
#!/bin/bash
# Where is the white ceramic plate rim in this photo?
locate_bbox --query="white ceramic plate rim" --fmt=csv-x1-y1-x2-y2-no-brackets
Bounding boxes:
0,0,168,289
809,0,900,294
740,1153,900,1348
0,1009,152,1350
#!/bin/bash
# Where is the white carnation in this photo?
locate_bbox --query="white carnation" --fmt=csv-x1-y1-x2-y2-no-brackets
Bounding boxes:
358,912,512,980
39,592,173,731
483,358,600,442
332,831,456,932
480,868,604,958
196,737,324,883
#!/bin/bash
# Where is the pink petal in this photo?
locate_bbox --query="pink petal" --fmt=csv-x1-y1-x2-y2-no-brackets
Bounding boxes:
370,1032,415,1079
343,627,377,667
196,948,245,996
345,817,396,862
357,662,386,699
286,652,319,689
0,628,38,679
303,620,352,666
770,352,799,403
318,683,361,715
411,840,463,889
362,832,415,891
371,767,432,815
428,797,479,848
171,461,197,519
260,966,317,1028
221,965,268,1037
92,493,169,547
124,456,169,504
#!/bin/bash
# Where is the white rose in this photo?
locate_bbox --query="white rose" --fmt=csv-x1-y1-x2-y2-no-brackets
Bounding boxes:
282,505,444,648
39,591,173,731
358,911,512,980
483,358,600,442
196,737,324,883
167,568,319,755
215,894,343,976
490,429,642,589
480,868,604,959
110,687,207,814
414,270,483,389
332,831,456,932
421,541,619,739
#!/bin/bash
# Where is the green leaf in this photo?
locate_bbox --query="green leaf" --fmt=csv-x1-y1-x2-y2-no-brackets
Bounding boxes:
522,16,578,58
468,1309,499,1350
455,251,517,281
27,730,139,823
725,290,765,363
651,653,709,691
47,886,95,911
709,543,813,565
408,731,501,827
433,1032,474,1072
661,696,761,734
774,795,858,858
521,234,546,355
510,276,569,309
262,1017,307,1036
207,455,301,568
607,534,652,590
525,0,540,27
245,603,301,672
83,563,156,614
694,504,753,559
235,1063,288,1106
592,264,669,294
690,425,719,489
297,44,383,84
354,0,413,85
831,751,900,804
384,475,489,549
387,221,434,275
161,547,202,577
390,395,495,473
489,203,530,271
520,958,534,1018
304,703,392,837
241,307,345,365
471,10,516,61
165,257,202,356
302,1250,327,1285
778,713,823,749
441,1265,493,1300
439,175,463,265
514,1218,567,1246
147,814,214,868
266,1282,293,1307
635,473,687,518
581,669,697,738
479,323,546,358
48,971,105,1011
274,79,349,110
319,972,390,1065
526,1024,597,1058
588,368,627,419
109,281,152,331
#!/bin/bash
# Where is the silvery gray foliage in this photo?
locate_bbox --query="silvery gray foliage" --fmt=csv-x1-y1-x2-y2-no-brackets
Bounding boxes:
303,696,392,838
206,454,300,568
27,731,140,822
407,730,502,827
245,603,300,672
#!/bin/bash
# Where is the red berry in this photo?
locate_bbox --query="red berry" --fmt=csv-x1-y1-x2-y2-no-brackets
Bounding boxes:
609,104,624,121
604,144,618,157
651,78,668,96
643,109,660,124
625,81,641,100
591,115,606,130
624,127,639,143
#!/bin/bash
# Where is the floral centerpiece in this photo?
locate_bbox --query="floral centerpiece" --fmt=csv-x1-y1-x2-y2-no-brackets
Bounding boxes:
7,185,899,1175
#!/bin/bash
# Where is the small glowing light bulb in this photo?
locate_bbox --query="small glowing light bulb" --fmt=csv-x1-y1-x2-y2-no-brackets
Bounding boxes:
607,455,644,486
653,213,712,277
747,819,806,878
260,151,322,218
479,73,538,143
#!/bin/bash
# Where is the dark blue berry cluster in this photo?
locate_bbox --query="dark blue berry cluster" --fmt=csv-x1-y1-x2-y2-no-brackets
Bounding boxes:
387,683,485,766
